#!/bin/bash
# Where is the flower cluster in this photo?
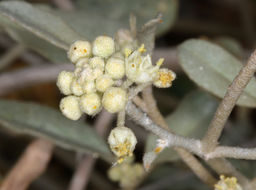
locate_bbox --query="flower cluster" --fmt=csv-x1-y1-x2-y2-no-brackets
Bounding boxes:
57,31,176,164
108,157,145,188
57,36,127,120
215,175,242,190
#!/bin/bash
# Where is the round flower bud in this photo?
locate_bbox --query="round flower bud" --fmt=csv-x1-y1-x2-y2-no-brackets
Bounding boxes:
83,80,96,94
93,67,104,79
92,36,115,58
76,58,89,68
112,52,124,60
96,75,114,92
153,68,176,88
89,57,105,70
68,41,92,63
108,126,137,157
70,79,84,96
75,64,95,83
57,71,74,95
80,93,102,115
102,87,127,113
105,57,125,79
60,96,82,120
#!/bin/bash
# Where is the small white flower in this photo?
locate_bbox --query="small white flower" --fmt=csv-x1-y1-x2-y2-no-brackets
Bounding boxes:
215,175,242,190
96,75,114,92
108,126,137,158
70,79,84,96
76,58,89,68
74,64,95,83
105,57,125,79
68,41,92,63
153,68,176,88
60,96,82,120
102,87,127,113
92,36,115,58
89,57,105,71
82,80,96,94
125,46,162,84
56,71,74,95
80,93,102,115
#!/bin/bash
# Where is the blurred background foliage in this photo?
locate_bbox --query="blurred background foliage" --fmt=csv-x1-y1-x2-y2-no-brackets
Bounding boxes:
0,0,256,190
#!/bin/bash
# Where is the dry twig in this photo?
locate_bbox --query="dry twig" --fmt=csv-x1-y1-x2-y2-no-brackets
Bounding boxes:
0,139,54,190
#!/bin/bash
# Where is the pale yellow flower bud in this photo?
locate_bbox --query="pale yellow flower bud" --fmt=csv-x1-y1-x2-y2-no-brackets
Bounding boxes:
60,96,82,120
96,75,114,92
56,71,74,95
83,80,96,94
80,93,102,115
93,67,104,79
76,58,89,68
89,57,105,71
68,41,92,63
153,68,176,88
92,36,115,58
70,79,84,96
108,126,137,158
102,87,127,113
105,57,125,79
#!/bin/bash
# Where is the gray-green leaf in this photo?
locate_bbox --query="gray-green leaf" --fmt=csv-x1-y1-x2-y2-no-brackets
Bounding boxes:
145,90,218,163
0,100,112,162
0,1,83,50
178,39,256,107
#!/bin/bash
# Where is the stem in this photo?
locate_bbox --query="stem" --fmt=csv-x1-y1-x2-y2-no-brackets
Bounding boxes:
142,86,216,186
0,139,53,190
202,49,256,152
206,146,256,160
68,110,113,190
0,64,73,96
53,0,74,11
0,44,25,70
126,101,201,156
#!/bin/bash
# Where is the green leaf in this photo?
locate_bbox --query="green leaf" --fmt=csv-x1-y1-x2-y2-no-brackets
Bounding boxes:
145,90,218,163
0,1,83,50
214,37,243,58
178,39,256,107
0,0,178,62
74,0,178,36
0,100,112,162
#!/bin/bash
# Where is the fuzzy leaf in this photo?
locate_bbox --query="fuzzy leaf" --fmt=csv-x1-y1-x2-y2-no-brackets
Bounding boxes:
178,39,256,107
145,91,218,163
0,100,112,161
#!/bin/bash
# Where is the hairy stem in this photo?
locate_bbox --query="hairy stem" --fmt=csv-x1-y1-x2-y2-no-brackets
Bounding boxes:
202,49,256,152
142,86,216,186
68,110,113,190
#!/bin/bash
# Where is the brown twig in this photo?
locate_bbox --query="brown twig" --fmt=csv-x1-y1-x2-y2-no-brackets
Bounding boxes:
202,49,256,152
0,64,73,96
0,139,54,190
0,44,26,70
53,0,74,11
68,110,114,190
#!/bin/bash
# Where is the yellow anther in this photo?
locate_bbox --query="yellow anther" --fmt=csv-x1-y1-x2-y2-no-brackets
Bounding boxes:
154,147,163,153
156,58,164,66
138,44,146,53
124,48,132,57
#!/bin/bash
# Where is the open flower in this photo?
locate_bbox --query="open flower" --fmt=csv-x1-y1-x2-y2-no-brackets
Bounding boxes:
215,175,242,190
108,126,137,160
125,44,162,84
